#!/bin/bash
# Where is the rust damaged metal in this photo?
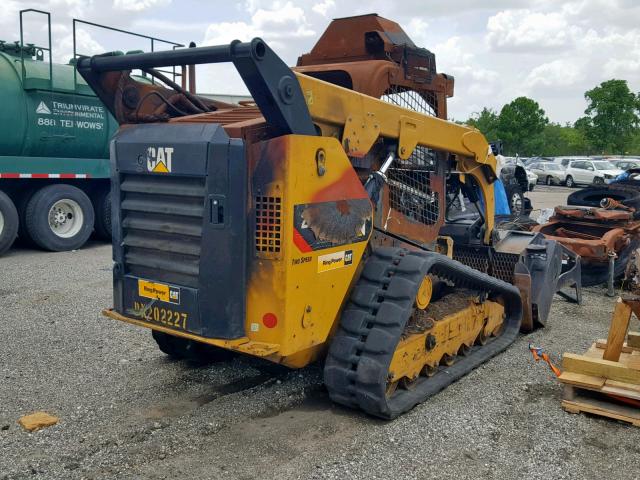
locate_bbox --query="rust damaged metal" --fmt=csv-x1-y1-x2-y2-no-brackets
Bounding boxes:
295,13,453,119
533,206,640,264
104,70,233,124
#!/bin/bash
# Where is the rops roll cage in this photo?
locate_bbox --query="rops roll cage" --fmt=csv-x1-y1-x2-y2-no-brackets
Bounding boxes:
76,39,317,136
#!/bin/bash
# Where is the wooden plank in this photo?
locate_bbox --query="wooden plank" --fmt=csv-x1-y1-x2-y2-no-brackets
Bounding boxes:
595,339,635,354
629,331,640,349
605,379,640,394
562,353,640,385
618,351,640,371
558,371,605,389
562,386,640,427
578,344,640,370
583,343,604,358
601,385,640,401
560,375,640,400
603,300,632,362
562,400,640,426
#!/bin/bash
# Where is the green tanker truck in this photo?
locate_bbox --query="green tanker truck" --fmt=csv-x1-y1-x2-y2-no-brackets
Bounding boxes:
0,10,182,255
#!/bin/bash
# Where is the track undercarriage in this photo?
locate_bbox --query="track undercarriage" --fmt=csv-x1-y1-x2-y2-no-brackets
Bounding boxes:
325,248,522,419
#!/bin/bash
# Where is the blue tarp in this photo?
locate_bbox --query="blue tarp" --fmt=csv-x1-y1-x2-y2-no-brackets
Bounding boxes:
613,171,630,182
493,179,511,215
478,179,511,215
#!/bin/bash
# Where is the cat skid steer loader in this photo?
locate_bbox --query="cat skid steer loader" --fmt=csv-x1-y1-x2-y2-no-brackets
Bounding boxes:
77,15,579,418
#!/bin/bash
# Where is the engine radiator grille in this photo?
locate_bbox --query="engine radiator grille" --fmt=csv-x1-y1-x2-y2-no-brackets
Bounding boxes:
120,173,205,288
254,195,282,256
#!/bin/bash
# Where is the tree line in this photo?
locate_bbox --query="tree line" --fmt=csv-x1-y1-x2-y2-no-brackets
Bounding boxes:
463,79,640,157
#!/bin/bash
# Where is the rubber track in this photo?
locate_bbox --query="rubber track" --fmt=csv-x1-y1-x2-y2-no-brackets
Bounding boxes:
324,247,523,419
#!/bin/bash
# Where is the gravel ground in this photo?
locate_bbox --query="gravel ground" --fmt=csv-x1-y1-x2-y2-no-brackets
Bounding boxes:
2,187,640,480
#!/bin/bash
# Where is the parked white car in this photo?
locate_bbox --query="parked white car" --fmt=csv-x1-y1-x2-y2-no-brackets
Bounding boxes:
526,169,538,191
528,162,567,185
564,160,624,187
556,156,592,168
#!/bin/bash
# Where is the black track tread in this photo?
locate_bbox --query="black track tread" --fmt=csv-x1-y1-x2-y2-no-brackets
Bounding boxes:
324,247,523,419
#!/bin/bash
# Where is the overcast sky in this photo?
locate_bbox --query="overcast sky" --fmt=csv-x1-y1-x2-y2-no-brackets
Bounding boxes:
2,0,639,124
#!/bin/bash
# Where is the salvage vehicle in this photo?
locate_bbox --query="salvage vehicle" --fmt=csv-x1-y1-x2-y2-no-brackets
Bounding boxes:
78,14,579,418
528,162,567,186
564,160,623,187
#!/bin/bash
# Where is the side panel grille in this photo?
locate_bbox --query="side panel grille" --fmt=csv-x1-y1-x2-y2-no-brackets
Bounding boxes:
255,196,282,257
453,246,518,283
492,252,518,283
452,246,490,275
120,174,204,288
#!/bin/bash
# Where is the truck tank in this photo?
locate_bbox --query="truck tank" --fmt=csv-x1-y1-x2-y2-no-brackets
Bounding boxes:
0,42,118,161
0,9,185,256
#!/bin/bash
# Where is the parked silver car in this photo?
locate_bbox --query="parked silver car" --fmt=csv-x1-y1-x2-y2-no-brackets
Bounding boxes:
528,162,567,185
564,160,624,187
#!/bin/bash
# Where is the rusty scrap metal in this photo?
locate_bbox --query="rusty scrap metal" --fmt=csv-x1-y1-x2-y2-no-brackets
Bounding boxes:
532,206,640,263
295,14,453,120
600,197,635,212
533,206,640,289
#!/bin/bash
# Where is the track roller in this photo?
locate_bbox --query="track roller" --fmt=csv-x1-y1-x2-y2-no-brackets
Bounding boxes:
324,247,522,419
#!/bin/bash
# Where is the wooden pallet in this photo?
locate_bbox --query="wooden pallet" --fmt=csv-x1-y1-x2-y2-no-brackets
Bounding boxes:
562,384,640,427
558,297,640,426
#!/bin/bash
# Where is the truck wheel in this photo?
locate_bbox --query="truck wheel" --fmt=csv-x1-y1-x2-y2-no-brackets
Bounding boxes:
593,177,604,185
0,190,19,255
505,185,524,217
93,189,112,241
16,189,36,245
546,176,553,186
565,176,575,188
25,185,95,252
151,330,234,363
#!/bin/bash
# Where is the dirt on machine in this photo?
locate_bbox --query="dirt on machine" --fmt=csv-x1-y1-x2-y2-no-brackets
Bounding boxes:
77,14,581,418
